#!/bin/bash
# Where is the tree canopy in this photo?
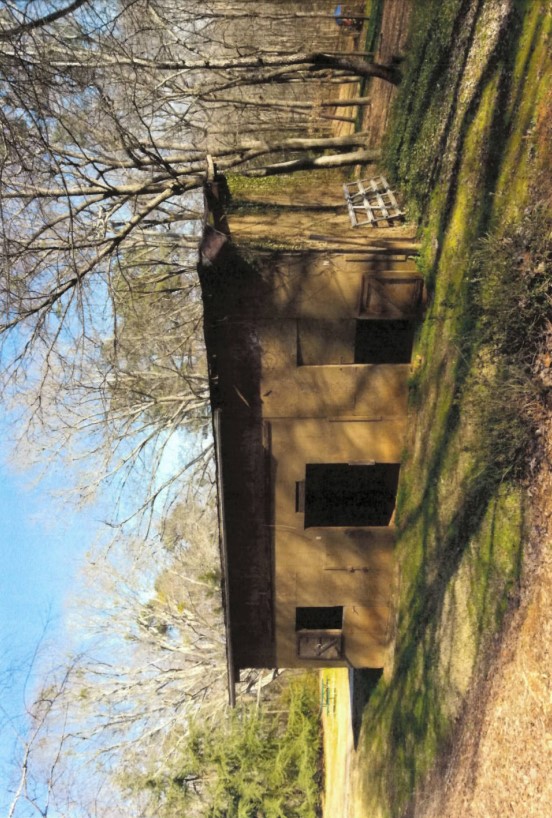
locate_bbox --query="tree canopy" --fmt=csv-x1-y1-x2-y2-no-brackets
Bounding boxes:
0,0,389,522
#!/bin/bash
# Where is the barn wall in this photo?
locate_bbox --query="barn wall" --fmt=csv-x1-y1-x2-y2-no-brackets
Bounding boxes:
201,241,424,671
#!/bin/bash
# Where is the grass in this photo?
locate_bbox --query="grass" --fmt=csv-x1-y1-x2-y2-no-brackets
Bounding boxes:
226,169,347,205
363,0,384,57
351,2,552,816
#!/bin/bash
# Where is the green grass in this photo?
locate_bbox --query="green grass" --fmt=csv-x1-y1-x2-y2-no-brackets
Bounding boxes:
354,2,552,816
363,0,384,57
226,168,346,204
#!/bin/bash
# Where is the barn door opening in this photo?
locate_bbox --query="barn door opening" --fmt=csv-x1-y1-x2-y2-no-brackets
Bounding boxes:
304,463,400,527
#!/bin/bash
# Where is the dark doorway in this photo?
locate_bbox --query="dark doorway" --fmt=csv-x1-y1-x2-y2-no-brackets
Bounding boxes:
349,668,383,748
304,463,400,527
295,606,343,631
354,320,414,364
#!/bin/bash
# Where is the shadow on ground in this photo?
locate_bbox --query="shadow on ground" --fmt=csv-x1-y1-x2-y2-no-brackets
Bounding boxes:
349,668,383,749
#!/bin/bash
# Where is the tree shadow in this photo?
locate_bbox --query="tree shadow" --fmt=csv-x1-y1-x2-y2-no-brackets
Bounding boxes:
389,0,482,171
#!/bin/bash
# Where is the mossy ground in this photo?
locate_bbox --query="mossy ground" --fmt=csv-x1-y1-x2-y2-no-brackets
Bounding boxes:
351,2,552,816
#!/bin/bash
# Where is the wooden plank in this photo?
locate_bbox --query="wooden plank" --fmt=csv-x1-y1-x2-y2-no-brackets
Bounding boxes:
357,178,367,199
344,176,405,227
343,183,357,226
385,189,399,209
369,178,390,221
357,175,388,193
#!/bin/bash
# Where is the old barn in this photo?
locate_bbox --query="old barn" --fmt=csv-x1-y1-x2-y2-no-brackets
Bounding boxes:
199,180,425,701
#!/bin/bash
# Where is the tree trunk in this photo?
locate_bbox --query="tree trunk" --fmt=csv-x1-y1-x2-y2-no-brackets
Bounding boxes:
49,50,402,85
240,149,381,177
313,54,402,84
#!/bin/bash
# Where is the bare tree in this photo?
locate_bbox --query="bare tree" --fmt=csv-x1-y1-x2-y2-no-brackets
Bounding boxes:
0,0,90,40
2,7,369,812
1,631,108,818
0,0,385,526
4,492,271,817
10,499,231,809
67,496,229,745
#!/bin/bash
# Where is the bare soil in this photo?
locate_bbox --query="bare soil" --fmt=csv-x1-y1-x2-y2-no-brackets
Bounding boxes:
329,0,412,145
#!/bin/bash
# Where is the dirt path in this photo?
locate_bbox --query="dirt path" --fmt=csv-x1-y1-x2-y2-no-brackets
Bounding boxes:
330,0,413,145
408,433,552,818
321,670,355,818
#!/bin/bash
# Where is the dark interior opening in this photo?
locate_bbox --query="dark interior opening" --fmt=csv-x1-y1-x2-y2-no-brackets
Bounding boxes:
354,320,414,364
296,606,343,631
297,319,415,365
304,463,400,527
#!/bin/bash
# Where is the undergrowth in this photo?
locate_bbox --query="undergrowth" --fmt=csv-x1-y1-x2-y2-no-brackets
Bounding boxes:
469,205,551,362
226,169,342,203
126,674,322,818
462,205,551,478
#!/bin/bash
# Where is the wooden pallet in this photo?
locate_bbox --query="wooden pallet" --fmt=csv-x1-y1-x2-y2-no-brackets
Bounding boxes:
344,175,404,227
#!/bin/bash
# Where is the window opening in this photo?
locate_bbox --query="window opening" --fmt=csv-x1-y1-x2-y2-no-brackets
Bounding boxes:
296,607,344,660
304,463,400,527
296,606,343,631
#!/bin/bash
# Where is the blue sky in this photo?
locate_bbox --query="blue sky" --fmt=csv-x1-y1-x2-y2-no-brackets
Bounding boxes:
0,452,94,813
0,468,78,652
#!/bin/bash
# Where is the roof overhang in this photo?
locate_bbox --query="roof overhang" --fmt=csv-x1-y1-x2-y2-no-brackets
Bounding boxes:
213,407,237,706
